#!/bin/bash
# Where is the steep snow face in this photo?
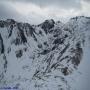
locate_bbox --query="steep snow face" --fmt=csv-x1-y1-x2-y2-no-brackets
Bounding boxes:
0,16,90,90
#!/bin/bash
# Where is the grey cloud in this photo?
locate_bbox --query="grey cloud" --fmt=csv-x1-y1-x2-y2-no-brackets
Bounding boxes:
0,2,18,19
83,0,90,2
2,0,81,9
0,0,89,24
0,2,28,23
0,1,46,24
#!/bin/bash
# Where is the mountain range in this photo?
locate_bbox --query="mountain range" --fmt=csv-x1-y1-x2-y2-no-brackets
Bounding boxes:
0,16,90,90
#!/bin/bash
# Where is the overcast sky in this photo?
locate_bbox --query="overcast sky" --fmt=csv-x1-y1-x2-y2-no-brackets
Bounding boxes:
0,0,90,24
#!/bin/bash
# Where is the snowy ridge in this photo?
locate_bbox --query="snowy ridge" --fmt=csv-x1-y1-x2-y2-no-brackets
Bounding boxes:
0,16,90,90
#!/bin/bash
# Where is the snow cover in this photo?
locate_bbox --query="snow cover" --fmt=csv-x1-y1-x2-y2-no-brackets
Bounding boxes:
0,16,90,90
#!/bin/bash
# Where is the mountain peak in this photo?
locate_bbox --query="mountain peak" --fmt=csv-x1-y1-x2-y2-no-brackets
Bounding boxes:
39,19,55,34
70,16,90,21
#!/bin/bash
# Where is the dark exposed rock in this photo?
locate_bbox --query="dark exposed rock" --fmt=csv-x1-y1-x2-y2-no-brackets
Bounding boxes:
40,19,55,34
53,34,58,37
8,25,13,38
69,42,83,69
23,47,27,52
0,34,4,54
52,46,56,51
64,34,68,38
57,43,70,61
71,16,85,21
15,50,23,58
6,19,16,25
72,43,83,67
0,21,5,28
23,23,37,41
40,49,50,55
44,54,54,73
19,30,27,43
43,42,48,46
61,67,69,76
24,23,35,36
3,55,7,73
13,38,21,45
11,23,27,45
53,38,64,45
17,23,27,43
39,30,43,35
7,47,11,54
38,44,42,48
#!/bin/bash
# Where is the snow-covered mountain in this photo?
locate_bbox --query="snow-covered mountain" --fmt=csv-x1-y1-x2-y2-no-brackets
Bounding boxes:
0,16,90,90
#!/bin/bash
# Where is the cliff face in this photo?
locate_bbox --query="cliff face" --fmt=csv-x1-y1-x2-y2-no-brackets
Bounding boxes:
0,16,90,90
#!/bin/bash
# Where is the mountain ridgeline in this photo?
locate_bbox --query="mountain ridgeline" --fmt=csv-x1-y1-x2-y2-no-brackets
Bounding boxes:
0,16,90,90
